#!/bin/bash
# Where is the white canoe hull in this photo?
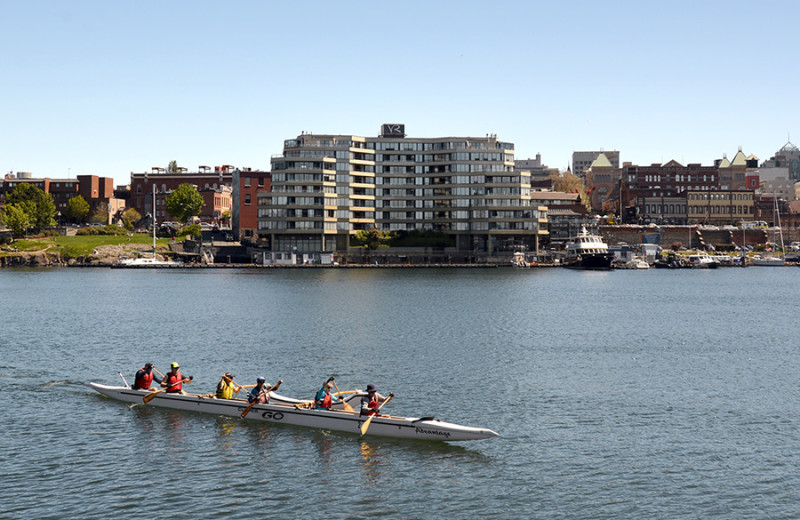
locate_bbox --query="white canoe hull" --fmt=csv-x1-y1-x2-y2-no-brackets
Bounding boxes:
88,383,498,442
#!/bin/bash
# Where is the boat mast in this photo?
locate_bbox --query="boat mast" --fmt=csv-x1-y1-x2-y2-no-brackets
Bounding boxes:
152,184,156,260
775,193,785,257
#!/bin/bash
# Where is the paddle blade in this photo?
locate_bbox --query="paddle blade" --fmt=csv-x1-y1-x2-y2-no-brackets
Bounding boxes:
142,390,161,404
359,415,375,436
360,395,392,435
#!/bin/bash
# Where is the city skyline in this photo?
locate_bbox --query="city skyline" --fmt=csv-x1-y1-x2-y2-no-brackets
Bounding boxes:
2,1,798,185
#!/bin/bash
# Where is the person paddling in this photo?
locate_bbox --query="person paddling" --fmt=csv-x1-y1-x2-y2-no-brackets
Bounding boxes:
360,384,393,416
215,372,242,400
162,362,190,394
314,377,343,410
133,362,162,391
248,377,282,404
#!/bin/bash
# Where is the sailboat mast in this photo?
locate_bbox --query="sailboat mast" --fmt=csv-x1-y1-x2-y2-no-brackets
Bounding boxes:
152,184,156,260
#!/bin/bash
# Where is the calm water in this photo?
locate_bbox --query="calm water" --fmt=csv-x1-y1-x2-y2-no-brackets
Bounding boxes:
1,266,799,519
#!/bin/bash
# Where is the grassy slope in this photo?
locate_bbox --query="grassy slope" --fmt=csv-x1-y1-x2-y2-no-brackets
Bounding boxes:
3,235,172,257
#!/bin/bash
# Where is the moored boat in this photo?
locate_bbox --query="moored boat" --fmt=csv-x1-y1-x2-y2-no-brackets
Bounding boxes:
687,253,720,268
564,226,614,270
88,383,499,442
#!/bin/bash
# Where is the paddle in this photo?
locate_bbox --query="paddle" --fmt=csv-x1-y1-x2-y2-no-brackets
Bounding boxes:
240,380,283,418
359,394,392,436
142,376,193,404
331,379,355,412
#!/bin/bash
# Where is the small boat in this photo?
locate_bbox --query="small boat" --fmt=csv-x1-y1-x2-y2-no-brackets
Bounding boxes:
564,226,614,270
687,253,720,268
117,184,181,267
88,383,499,442
625,256,650,269
511,251,531,268
750,254,785,266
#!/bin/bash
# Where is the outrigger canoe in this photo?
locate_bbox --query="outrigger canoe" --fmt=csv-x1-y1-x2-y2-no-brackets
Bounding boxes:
88,383,499,442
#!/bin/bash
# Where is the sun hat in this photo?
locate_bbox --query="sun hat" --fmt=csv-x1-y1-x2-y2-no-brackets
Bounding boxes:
366,384,377,393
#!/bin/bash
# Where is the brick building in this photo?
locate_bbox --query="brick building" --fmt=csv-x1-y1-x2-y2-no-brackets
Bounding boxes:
129,166,234,225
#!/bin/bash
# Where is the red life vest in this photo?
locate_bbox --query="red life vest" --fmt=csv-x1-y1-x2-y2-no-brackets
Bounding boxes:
164,371,183,392
134,369,154,390
321,392,332,409
367,395,379,415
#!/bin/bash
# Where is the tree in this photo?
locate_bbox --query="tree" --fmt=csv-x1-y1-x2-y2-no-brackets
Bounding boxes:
165,183,204,224
90,201,109,225
167,160,179,173
353,228,386,249
65,195,91,224
6,183,56,230
549,170,590,211
0,204,32,237
122,208,141,230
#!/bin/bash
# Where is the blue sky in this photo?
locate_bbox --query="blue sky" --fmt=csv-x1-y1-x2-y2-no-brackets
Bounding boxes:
2,1,797,185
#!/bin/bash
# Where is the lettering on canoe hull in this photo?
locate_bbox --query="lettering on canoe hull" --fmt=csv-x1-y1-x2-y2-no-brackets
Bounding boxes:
415,426,450,439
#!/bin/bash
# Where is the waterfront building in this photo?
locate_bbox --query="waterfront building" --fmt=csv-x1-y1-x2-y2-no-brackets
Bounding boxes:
620,161,720,224
528,191,585,243
0,172,119,224
258,125,548,255
572,150,620,179
129,166,234,225
231,168,271,241
686,189,755,225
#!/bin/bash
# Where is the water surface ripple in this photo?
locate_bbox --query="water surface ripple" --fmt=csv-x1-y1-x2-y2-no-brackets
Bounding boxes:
1,267,798,519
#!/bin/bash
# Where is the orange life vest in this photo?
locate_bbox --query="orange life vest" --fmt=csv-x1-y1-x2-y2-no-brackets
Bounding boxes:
164,371,183,392
134,369,153,390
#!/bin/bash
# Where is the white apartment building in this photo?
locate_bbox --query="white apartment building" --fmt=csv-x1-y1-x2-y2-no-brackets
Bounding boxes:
258,124,548,255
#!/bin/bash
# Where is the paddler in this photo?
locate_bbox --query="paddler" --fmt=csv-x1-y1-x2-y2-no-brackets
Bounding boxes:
314,377,343,410
248,376,282,404
215,372,242,400
161,362,191,394
360,384,393,416
132,362,162,391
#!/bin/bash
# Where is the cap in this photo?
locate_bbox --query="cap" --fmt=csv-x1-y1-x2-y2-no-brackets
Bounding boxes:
224,372,234,379
171,362,180,369
144,362,153,369
257,376,266,383
366,384,377,393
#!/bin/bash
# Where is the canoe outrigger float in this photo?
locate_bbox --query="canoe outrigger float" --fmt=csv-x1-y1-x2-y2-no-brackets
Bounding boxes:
88,383,499,442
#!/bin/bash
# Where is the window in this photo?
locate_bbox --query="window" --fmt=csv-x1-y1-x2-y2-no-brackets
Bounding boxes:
245,194,251,205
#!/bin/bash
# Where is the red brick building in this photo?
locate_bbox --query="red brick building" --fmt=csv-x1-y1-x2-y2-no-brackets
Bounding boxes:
129,167,234,224
1,172,120,224
232,168,271,240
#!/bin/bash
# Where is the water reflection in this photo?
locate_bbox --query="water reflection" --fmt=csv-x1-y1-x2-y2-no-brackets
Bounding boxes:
359,441,382,484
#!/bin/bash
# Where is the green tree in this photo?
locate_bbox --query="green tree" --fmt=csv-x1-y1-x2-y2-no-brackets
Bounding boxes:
353,228,386,249
122,207,141,230
6,183,56,230
0,203,32,237
90,201,109,224
165,183,204,224
167,160,179,173
65,195,91,224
